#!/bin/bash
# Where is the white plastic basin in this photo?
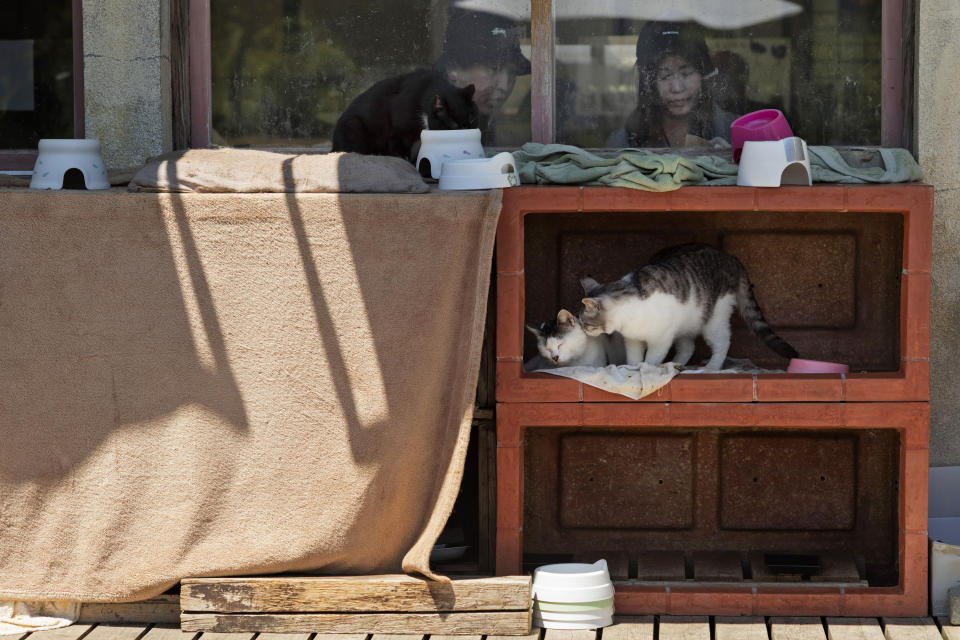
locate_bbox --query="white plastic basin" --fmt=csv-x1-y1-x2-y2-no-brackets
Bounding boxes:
437,151,519,190
532,559,614,602
534,559,610,588
533,613,614,629
534,597,615,613
416,128,484,179
534,605,615,621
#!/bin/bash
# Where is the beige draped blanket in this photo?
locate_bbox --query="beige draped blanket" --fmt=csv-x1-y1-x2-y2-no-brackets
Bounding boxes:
0,186,500,602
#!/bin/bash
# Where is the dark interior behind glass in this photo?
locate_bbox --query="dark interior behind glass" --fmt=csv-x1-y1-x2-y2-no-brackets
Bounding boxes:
0,3,74,149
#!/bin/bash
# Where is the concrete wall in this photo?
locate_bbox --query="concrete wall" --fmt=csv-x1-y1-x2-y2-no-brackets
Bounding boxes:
83,0,173,168
918,0,960,466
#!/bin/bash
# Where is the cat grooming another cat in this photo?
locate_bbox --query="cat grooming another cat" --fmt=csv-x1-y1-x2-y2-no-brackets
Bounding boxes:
332,69,479,161
526,309,626,369
579,243,798,370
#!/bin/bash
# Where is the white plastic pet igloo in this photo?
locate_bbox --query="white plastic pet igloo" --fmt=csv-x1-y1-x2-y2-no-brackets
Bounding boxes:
30,139,110,190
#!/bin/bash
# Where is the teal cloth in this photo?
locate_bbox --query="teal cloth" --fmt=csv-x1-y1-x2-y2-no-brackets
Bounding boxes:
807,146,923,183
510,143,922,192
511,143,737,191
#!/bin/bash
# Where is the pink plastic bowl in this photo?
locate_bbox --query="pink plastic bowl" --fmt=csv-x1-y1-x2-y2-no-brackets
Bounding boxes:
787,358,850,374
730,109,793,162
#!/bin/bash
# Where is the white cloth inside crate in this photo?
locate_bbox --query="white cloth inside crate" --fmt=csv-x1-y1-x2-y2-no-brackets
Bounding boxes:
529,358,785,400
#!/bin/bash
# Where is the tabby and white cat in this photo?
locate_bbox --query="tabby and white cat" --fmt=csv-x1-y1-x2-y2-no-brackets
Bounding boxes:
525,309,625,368
579,243,798,370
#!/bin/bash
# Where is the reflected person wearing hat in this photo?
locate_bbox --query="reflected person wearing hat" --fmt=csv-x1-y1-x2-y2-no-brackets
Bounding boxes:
435,10,531,145
609,21,738,148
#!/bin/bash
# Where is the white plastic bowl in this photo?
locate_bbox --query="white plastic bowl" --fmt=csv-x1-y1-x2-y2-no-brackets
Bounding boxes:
532,582,615,603
30,138,109,190
416,128,484,179
533,614,613,629
437,151,519,190
534,605,615,621
534,597,615,613
532,559,614,602
534,559,611,589
736,136,812,188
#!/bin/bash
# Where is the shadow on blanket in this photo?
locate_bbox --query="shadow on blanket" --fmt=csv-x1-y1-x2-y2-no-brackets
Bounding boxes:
0,151,499,602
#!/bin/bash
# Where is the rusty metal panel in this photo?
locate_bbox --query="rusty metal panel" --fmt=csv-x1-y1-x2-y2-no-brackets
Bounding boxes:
559,432,695,529
522,427,898,585
721,232,857,328
719,433,857,531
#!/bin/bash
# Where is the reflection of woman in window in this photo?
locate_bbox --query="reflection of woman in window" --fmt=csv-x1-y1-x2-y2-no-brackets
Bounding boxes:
435,9,530,146
609,21,738,148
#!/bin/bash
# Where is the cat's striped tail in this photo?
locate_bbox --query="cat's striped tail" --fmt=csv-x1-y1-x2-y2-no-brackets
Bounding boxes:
736,277,799,359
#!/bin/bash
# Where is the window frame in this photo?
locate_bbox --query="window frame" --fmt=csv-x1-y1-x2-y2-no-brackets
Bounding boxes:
0,0,85,171
189,0,909,150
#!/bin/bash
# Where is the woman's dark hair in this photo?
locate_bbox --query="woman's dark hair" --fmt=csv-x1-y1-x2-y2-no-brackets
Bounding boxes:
625,21,719,146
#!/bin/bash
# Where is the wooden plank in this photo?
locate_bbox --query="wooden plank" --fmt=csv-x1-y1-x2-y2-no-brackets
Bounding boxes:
693,551,743,582
180,610,532,634
542,630,595,640
138,625,198,640
475,270,496,409
715,616,769,640
659,616,711,640
635,551,685,581
180,574,531,613
184,634,253,640
487,629,541,640
605,616,655,640
880,0,905,146
188,0,212,147
936,618,960,640
476,413,496,574
75,625,149,640
169,0,191,149
770,617,827,640
256,635,313,640
369,636,422,640
79,594,180,624
530,0,556,143
313,635,369,640
826,618,885,640
4,634,29,640
430,636,480,640
26,625,95,640
882,618,943,640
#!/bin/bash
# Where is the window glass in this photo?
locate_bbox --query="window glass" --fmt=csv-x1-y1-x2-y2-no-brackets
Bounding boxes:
0,3,74,148
210,1,532,148
553,0,882,148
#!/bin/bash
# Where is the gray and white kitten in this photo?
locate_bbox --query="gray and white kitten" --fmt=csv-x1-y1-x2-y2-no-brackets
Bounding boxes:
579,243,798,370
526,309,624,368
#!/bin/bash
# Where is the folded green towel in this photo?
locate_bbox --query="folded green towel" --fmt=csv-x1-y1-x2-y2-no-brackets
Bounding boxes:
510,142,922,192
808,146,923,183
511,143,737,191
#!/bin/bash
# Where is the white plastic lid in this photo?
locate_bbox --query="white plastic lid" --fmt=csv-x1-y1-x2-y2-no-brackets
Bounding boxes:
533,559,611,589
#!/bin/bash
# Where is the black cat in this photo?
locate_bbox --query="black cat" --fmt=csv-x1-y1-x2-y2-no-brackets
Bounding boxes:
332,69,478,161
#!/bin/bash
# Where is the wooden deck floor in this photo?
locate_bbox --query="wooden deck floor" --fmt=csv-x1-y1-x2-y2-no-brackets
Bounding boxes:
8,617,960,640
